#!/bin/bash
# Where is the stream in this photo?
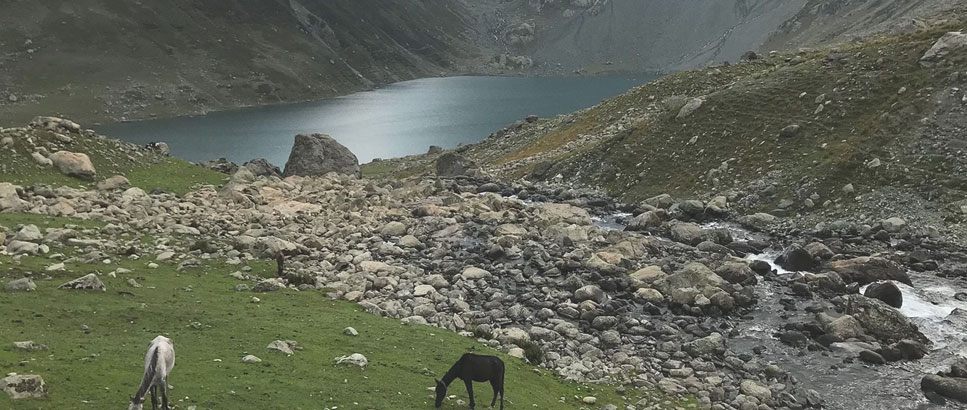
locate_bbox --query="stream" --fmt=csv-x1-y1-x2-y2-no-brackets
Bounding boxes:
591,215,967,409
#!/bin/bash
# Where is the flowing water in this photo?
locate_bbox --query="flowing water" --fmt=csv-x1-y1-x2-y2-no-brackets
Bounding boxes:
595,217,967,409
96,75,653,166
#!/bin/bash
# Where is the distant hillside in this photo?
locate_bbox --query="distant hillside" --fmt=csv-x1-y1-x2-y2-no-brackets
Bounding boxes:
365,16,967,228
0,0,481,124
487,0,961,73
0,0,962,125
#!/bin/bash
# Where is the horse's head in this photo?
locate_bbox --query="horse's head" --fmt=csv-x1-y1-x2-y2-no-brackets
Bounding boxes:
127,395,145,410
434,378,447,408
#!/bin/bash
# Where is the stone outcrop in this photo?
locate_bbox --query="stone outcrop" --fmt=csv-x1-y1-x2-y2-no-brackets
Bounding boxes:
282,134,360,178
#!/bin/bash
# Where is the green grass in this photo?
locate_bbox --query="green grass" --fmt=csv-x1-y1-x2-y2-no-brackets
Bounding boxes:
0,224,687,410
125,159,228,196
0,127,227,196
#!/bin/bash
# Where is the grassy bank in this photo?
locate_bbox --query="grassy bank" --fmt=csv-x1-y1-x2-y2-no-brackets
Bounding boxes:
0,126,226,196
0,212,683,409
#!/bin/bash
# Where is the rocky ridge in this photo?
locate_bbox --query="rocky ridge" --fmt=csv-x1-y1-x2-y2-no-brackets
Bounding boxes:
4,120,967,407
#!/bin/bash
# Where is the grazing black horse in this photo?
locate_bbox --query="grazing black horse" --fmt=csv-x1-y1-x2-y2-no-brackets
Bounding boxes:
435,353,505,409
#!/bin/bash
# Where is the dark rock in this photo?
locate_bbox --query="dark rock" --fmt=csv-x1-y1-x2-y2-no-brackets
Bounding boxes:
715,262,756,285
779,124,801,138
198,158,239,174
244,158,282,177
282,134,361,178
779,330,809,347
859,350,886,365
922,375,967,403
727,241,759,256
791,282,811,296
436,152,477,178
949,359,967,378
830,257,912,285
525,115,539,123
896,339,928,360
864,282,903,309
427,145,443,154
749,260,773,276
777,246,817,271
741,51,760,61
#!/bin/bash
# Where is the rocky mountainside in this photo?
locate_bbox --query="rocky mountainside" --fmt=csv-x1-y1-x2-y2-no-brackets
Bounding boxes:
479,0,961,74
764,0,964,50
3,116,967,408
2,0,963,125
0,0,481,124
365,17,967,242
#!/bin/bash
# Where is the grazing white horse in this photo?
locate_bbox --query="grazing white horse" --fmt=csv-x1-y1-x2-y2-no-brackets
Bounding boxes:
128,336,175,410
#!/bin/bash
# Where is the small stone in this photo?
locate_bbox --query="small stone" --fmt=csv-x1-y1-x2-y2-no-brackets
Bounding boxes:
12,341,47,351
413,284,435,297
242,355,262,364
59,274,105,291
779,124,801,138
343,327,359,336
4,278,36,292
334,353,368,368
461,266,491,280
582,396,597,405
267,340,299,355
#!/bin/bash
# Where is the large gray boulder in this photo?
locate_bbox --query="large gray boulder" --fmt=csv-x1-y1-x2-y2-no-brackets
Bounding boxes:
654,262,725,297
922,375,967,403
436,152,477,177
920,32,967,67
1,374,47,399
59,274,105,291
0,183,28,213
282,134,360,178
829,257,911,285
244,158,282,178
844,295,928,345
49,151,96,180
4,278,36,292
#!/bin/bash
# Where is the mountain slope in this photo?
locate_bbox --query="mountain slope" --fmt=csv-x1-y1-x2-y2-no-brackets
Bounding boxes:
0,0,481,124
367,16,967,230
764,0,963,49
487,0,961,73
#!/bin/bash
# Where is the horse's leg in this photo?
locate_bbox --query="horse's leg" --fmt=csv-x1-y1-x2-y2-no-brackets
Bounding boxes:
161,377,170,410
499,370,505,410
150,385,159,410
464,379,475,409
489,379,499,409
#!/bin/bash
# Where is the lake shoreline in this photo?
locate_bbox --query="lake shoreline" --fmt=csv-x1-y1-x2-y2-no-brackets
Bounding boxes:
91,69,665,129
95,75,657,167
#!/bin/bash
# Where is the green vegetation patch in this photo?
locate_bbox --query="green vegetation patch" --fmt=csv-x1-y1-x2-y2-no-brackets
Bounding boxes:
0,256,679,409
0,127,226,196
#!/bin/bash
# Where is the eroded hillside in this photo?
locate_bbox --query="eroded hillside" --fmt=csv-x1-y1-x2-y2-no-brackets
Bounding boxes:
365,19,967,239
0,0,481,124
